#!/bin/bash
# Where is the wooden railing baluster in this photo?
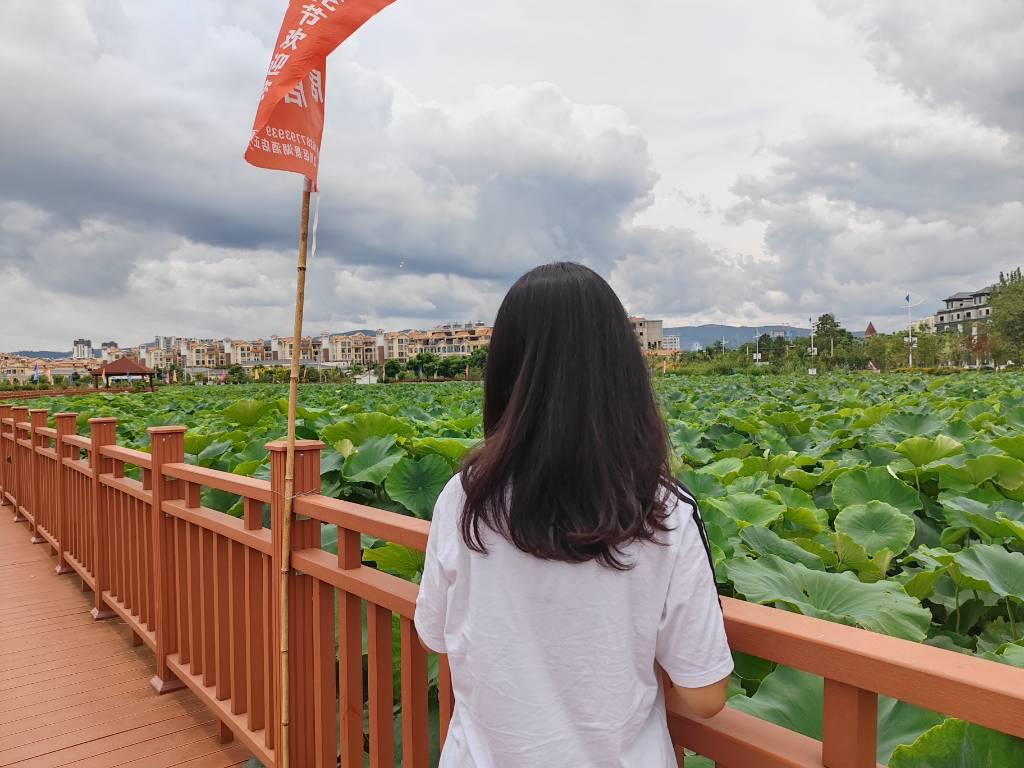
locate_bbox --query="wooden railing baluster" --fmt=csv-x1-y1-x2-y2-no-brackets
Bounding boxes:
338,525,364,768
54,413,76,575
12,406,30,522
823,679,878,768
369,603,396,768
0,404,12,508
89,417,117,620
150,425,186,692
28,408,47,544
400,615,429,768
267,438,325,767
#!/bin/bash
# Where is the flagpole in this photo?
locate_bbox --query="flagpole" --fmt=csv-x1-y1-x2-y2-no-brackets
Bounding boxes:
280,176,311,768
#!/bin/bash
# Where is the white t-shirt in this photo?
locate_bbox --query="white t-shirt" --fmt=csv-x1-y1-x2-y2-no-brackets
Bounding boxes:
414,475,733,768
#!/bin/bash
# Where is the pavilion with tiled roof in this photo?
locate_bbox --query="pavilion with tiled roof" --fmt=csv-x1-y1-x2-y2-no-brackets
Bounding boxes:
90,357,156,389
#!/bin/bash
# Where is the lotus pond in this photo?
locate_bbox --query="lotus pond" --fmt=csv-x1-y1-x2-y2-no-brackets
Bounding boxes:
24,374,1024,765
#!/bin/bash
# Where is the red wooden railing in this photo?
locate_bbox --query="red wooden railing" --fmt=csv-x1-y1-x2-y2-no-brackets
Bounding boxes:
1,401,1023,768
0,386,135,401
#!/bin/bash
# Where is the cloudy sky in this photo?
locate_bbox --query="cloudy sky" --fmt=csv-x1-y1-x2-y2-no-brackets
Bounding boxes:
1,1,1021,350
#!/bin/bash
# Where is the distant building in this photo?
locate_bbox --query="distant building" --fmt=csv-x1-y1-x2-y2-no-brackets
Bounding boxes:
72,339,93,360
100,342,119,363
155,335,180,354
661,335,681,351
934,288,993,333
630,317,664,350
864,322,877,337
915,316,937,333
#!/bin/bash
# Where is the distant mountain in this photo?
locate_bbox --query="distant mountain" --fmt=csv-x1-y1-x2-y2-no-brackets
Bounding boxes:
11,350,71,360
663,324,811,351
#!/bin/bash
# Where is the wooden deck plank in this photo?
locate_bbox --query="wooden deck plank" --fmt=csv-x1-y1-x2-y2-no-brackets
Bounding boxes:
0,650,152,691
0,713,219,768
0,520,255,768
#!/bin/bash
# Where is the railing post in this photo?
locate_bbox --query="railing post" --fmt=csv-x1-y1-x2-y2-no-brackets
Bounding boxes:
267,438,325,768
54,413,77,575
89,417,118,620
11,406,29,521
0,404,10,507
149,425,188,694
28,409,48,544
823,679,878,768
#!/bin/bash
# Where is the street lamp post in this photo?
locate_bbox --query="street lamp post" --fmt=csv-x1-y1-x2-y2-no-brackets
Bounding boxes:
905,292,925,368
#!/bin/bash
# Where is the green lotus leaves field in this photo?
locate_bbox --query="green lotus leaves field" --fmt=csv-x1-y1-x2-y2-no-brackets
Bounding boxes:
22,373,1024,764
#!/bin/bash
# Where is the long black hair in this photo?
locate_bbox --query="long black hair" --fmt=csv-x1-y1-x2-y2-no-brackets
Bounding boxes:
460,261,677,569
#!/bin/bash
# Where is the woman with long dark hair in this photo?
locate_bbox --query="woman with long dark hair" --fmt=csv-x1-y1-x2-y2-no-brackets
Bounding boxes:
415,262,731,767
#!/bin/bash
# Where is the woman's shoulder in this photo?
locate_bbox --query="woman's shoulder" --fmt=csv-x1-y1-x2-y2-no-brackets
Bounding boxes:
430,472,467,529
658,480,705,547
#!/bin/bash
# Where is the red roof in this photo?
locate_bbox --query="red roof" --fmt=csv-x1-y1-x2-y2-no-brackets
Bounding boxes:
865,322,877,337
91,358,155,376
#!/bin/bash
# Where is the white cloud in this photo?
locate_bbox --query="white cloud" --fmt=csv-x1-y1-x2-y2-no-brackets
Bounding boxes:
0,0,1021,349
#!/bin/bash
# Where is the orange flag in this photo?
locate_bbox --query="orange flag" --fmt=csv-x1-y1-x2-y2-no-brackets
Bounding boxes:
245,0,397,185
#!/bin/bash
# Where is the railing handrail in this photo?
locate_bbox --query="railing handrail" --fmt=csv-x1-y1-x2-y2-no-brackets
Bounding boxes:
100,444,153,469
63,434,92,451
295,494,430,550
722,595,1024,738
162,461,273,504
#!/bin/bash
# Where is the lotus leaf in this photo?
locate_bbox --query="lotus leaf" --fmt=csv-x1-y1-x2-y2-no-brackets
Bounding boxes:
704,493,785,528
343,435,405,485
386,455,451,518
951,544,1024,599
889,719,1024,768
726,555,930,640
896,435,964,467
832,467,922,516
835,501,916,557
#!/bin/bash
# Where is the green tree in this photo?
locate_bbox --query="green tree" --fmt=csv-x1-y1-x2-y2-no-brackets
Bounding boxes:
438,356,469,378
770,335,786,364
226,364,247,384
384,359,402,380
406,352,441,378
813,313,852,358
990,278,1024,363
468,345,488,372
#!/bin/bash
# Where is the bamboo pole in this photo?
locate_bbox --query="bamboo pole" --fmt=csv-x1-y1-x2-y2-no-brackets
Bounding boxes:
280,177,312,768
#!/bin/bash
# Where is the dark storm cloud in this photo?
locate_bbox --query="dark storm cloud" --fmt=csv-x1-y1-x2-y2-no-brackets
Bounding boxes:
819,1,1024,136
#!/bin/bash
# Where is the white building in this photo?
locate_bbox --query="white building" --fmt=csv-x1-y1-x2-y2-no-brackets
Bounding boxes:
629,318,664,350
934,288,993,333
661,335,681,351
99,342,119,363
72,339,92,360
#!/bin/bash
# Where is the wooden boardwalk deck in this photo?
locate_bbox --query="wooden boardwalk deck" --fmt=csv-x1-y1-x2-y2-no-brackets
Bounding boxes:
0,518,252,768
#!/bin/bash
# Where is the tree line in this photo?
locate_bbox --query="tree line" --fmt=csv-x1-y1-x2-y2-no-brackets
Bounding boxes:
658,272,1024,374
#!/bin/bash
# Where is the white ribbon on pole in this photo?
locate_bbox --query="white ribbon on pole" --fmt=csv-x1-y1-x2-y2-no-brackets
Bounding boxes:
309,191,321,260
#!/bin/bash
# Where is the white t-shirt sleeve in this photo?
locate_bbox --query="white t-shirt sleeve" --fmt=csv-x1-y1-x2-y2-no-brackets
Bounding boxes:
655,504,734,688
414,476,459,653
